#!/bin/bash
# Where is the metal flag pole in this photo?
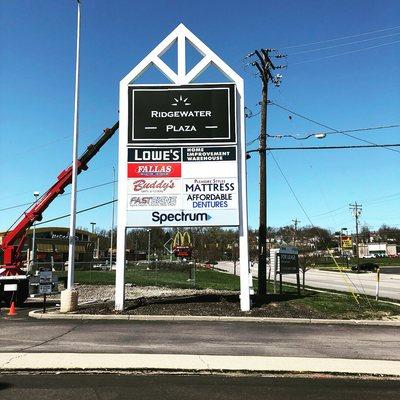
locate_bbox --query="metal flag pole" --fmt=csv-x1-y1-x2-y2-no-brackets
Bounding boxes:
110,166,116,269
67,0,81,290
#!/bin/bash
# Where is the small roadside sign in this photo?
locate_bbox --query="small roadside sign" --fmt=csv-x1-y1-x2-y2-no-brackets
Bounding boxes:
38,270,53,313
272,247,301,295
39,270,52,285
39,284,52,295
341,236,353,249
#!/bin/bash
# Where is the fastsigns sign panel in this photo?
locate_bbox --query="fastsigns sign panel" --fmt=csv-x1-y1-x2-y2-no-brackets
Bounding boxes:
125,83,239,227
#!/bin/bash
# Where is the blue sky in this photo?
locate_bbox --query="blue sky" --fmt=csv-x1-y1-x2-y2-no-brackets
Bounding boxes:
0,0,399,235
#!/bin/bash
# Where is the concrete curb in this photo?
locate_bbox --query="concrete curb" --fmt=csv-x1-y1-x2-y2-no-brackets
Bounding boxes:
1,353,400,376
28,309,400,326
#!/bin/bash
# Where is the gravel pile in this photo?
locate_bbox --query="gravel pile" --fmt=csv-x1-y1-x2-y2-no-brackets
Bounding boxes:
75,284,237,303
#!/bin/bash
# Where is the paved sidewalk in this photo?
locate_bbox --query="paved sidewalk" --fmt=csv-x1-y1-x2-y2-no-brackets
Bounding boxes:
1,353,400,376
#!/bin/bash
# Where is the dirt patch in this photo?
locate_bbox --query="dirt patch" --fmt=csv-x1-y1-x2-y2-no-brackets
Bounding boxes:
76,292,334,319
41,284,227,303
43,285,400,320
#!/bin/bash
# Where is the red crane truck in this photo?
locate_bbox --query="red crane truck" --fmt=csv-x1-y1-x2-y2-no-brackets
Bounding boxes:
0,122,119,305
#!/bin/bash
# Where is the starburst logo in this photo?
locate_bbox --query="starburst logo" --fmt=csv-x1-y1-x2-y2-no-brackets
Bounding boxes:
171,95,191,107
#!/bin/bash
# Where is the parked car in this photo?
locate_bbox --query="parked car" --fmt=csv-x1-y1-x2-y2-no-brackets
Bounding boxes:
351,262,379,272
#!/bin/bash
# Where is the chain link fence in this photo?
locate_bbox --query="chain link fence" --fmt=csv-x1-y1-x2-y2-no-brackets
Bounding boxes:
26,260,197,288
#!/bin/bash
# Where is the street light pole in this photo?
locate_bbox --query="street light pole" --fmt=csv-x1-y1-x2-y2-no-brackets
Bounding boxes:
30,191,40,272
341,227,348,267
90,222,96,260
67,0,81,290
147,229,151,263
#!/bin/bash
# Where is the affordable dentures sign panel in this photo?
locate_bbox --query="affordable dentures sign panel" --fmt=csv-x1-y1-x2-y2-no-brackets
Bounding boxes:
126,84,239,227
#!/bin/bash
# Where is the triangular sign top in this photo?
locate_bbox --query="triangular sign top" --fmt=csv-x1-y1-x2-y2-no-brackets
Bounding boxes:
121,23,243,87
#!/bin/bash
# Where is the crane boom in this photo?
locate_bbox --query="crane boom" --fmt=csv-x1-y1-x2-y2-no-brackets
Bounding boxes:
1,121,119,275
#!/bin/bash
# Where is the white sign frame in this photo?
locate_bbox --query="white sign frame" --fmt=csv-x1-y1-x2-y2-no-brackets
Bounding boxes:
116,23,250,311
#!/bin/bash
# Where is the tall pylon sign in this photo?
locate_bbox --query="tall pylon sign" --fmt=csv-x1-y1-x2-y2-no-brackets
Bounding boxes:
115,23,251,311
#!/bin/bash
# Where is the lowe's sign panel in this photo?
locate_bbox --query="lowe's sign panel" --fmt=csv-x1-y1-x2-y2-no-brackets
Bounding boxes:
125,84,239,227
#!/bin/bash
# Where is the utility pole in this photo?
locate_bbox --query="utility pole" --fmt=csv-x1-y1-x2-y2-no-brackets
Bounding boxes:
248,49,285,296
292,218,300,246
349,202,362,271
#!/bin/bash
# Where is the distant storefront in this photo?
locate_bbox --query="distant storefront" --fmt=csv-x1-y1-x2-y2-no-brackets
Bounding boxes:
358,242,397,258
0,227,95,264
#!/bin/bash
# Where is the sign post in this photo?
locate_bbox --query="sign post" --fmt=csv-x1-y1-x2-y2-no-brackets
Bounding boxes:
39,270,53,313
115,24,250,311
272,247,300,295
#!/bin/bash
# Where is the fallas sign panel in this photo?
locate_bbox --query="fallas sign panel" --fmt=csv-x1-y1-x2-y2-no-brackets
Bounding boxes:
126,83,239,227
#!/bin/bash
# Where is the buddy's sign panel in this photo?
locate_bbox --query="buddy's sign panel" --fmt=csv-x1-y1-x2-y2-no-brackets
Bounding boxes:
125,83,239,228
128,84,236,144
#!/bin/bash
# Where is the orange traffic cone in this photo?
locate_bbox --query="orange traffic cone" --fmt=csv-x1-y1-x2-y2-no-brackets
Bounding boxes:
7,301,16,316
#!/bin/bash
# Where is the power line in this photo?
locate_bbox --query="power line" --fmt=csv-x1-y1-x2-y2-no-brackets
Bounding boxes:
268,151,313,226
267,124,400,141
0,180,117,212
11,135,71,157
281,25,400,49
289,32,400,55
246,135,260,147
270,102,400,154
266,143,400,150
246,124,399,148
36,199,117,226
291,39,400,65
311,205,348,218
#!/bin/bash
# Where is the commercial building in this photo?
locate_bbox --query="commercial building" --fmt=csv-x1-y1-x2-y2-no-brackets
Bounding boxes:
0,226,95,265
358,242,397,258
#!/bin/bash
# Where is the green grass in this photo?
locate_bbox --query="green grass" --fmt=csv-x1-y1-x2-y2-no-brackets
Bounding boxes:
56,268,400,319
283,291,400,319
57,269,196,289
315,257,400,270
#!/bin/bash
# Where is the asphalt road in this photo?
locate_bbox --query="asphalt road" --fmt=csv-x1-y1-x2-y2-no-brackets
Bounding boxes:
1,317,400,360
218,261,400,300
1,374,400,400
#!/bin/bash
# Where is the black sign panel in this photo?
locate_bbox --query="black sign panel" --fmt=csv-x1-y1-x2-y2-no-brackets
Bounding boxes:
183,146,236,162
278,253,299,274
128,147,182,162
128,84,236,144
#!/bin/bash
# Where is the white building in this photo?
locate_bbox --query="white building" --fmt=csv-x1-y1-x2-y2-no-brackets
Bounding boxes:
358,242,397,258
